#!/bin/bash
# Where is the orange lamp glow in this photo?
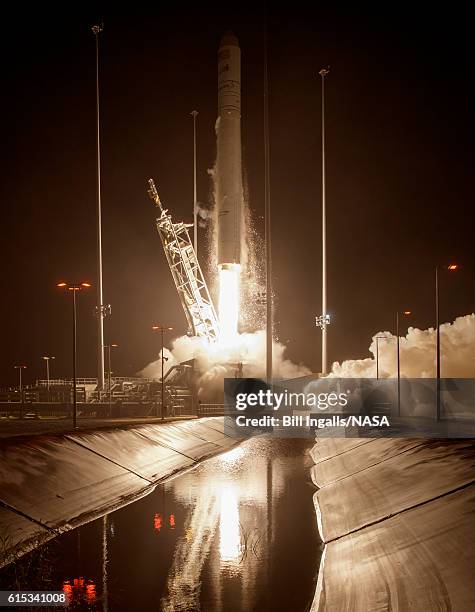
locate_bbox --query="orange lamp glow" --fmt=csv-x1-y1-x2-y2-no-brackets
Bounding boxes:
85,583,96,602
447,264,459,271
153,513,162,532
57,281,91,289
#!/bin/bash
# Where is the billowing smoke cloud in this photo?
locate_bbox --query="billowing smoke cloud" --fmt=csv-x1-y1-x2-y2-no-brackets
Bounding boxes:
139,331,311,397
331,313,475,378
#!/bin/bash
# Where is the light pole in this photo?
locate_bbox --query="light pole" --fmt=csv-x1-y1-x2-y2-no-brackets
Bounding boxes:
264,28,273,384
152,325,173,420
318,66,330,375
396,310,412,417
91,23,106,395
104,344,118,417
41,356,55,402
14,365,27,419
58,282,92,428
191,110,198,256
435,264,459,420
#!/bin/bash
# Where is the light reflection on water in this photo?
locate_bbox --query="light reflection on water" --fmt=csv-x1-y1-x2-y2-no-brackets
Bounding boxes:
159,438,318,612
2,437,320,612
219,484,242,565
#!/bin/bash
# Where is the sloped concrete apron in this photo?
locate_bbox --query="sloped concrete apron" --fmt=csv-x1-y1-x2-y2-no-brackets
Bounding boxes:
0,417,241,567
310,437,475,611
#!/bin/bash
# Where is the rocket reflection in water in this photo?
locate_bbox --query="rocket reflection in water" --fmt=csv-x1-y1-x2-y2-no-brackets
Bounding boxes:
216,32,244,342
160,444,286,612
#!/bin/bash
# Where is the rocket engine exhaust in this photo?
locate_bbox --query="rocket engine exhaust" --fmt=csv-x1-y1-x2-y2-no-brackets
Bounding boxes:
216,32,244,340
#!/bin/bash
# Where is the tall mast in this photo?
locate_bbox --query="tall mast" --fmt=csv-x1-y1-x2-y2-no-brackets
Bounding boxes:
92,23,105,390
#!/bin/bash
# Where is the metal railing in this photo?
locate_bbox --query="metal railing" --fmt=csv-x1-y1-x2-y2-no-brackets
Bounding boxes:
34,376,156,388
35,378,97,387
198,403,225,416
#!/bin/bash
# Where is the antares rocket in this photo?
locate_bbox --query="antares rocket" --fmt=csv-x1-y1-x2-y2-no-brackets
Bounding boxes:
216,32,243,267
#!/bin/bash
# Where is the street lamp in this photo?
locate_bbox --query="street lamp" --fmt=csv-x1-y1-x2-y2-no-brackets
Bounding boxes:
318,66,330,375
14,365,27,419
435,264,459,420
91,22,106,396
152,325,173,420
396,310,412,417
57,282,92,428
104,344,118,417
264,37,273,385
41,356,55,401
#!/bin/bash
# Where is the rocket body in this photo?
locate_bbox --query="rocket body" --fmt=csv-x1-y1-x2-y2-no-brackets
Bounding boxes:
216,32,243,266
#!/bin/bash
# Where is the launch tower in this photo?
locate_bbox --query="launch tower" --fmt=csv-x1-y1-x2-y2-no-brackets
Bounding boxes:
148,179,220,343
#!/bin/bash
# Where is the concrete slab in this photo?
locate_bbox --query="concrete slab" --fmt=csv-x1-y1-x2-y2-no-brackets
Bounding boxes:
315,439,475,542
312,487,475,611
66,428,195,482
169,419,237,448
0,436,151,532
137,422,220,460
310,438,375,464
198,417,229,434
311,438,426,486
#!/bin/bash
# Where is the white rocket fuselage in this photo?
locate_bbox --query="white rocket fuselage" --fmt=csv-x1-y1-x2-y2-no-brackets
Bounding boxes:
216,32,243,266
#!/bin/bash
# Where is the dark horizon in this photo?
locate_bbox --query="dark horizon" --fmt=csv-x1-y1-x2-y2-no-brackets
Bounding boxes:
1,5,474,386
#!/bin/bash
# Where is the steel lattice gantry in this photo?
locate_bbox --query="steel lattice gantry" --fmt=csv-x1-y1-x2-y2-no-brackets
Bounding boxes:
148,179,220,343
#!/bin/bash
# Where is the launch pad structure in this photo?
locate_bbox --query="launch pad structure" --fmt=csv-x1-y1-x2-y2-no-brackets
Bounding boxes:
147,179,220,344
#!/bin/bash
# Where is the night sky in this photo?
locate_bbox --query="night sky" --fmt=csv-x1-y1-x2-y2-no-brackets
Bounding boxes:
1,5,473,386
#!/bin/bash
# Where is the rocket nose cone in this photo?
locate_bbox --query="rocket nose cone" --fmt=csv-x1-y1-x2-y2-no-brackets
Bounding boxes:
220,31,239,48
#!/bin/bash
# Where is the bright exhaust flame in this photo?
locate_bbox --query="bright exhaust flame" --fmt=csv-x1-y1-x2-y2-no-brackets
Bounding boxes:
218,264,241,343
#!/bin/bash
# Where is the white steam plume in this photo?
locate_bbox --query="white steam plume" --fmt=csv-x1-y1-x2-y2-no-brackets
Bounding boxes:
331,313,475,378
139,331,310,398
